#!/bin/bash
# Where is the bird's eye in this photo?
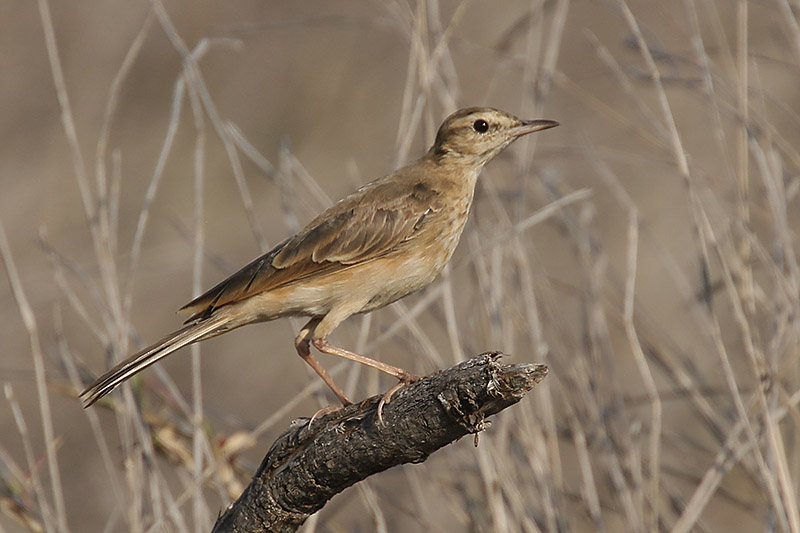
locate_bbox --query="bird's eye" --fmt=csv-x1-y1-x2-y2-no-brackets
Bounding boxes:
473,119,489,133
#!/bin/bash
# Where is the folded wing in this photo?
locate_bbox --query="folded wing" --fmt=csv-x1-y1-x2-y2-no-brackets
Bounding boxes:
179,179,438,321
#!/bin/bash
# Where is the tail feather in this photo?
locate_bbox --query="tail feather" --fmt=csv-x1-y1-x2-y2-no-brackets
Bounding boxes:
81,315,229,407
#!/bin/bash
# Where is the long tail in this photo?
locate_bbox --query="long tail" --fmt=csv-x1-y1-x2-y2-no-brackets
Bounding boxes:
81,315,229,407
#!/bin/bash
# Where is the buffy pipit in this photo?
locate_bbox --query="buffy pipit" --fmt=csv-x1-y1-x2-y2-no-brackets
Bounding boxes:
81,107,558,413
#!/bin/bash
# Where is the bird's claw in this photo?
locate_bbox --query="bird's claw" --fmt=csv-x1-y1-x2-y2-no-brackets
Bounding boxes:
376,372,421,424
307,404,345,429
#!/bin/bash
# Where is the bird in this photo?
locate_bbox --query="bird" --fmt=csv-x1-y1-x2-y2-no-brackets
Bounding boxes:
80,107,558,412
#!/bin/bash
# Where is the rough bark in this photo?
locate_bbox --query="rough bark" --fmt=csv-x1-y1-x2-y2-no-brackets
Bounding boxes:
212,352,548,533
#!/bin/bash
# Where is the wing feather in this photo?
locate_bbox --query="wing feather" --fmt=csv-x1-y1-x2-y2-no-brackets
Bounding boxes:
179,173,440,321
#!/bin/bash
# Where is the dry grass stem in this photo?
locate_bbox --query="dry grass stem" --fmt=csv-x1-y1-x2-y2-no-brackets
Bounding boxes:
6,1,800,530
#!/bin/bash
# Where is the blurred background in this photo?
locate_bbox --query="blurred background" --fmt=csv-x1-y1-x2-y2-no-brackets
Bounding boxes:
2,1,799,531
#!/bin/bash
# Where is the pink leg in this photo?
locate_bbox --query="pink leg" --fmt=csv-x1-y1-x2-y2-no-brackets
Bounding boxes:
311,339,420,382
295,320,352,406
312,338,420,422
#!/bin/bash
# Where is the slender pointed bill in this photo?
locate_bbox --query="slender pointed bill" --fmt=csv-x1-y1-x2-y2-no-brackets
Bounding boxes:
511,119,559,137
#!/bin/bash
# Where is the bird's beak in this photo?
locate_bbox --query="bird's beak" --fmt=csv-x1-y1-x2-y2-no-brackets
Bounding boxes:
511,119,559,137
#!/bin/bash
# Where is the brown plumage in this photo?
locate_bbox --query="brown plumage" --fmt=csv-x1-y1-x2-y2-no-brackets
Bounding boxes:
81,107,558,409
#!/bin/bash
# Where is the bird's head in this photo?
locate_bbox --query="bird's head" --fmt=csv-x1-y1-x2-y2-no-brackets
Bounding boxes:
430,107,558,166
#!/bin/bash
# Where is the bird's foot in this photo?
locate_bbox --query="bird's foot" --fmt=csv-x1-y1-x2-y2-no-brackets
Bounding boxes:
377,371,421,424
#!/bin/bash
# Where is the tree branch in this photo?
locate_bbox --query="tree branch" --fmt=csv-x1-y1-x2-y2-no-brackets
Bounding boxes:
212,352,548,533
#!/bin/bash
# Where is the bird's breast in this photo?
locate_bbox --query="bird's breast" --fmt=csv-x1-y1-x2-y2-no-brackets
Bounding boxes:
357,193,473,312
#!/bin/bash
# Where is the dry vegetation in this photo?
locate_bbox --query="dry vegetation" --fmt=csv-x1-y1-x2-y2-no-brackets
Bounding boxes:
1,1,799,531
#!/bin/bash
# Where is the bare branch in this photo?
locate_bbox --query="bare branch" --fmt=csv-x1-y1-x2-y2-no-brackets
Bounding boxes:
212,353,547,533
